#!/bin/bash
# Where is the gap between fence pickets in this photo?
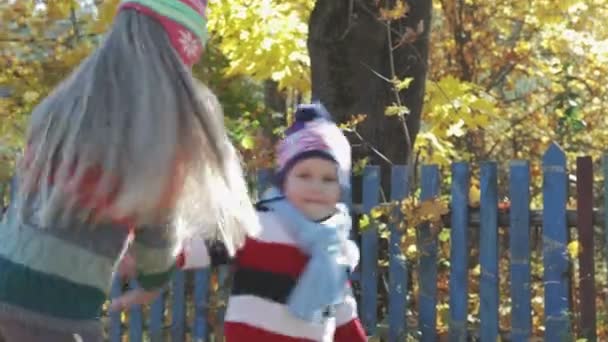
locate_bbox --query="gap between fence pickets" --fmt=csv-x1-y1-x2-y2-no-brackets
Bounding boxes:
350,203,605,227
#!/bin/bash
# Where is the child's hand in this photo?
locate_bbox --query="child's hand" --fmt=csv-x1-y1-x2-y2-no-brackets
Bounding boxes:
109,288,161,311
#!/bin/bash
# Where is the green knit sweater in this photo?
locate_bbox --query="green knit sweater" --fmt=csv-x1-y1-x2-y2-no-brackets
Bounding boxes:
0,196,175,334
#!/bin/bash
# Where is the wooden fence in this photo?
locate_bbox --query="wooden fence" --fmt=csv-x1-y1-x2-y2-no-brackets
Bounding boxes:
2,142,607,341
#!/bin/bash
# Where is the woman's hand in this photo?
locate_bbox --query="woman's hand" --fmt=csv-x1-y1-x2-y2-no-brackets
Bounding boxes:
109,288,161,311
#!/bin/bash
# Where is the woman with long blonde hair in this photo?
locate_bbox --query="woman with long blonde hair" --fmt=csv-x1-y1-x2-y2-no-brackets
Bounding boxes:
0,1,258,340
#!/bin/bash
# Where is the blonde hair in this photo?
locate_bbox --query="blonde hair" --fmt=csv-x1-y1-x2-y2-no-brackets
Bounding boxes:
16,10,258,253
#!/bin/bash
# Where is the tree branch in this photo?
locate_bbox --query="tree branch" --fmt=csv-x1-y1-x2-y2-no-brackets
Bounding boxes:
485,94,562,156
386,20,413,167
338,0,355,40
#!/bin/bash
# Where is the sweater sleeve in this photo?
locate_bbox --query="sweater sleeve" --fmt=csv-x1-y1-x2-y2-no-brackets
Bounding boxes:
132,225,176,291
178,204,269,270
334,284,367,342
178,237,233,269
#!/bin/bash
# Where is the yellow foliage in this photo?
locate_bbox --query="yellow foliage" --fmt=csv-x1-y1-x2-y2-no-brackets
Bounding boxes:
567,240,582,259
0,0,101,178
22,90,39,104
92,0,121,34
469,179,481,208
385,104,409,116
400,196,449,229
379,1,410,21
3,0,607,180
240,135,255,150
392,76,414,91
339,114,367,131
207,0,314,93
417,75,498,163
358,214,371,230
421,0,608,171
351,157,369,176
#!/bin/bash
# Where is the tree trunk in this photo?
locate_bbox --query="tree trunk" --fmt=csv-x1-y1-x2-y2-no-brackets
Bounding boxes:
264,80,287,117
308,0,432,193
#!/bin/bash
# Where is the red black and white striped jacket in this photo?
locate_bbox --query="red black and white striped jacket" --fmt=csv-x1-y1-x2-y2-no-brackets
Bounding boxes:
179,203,367,342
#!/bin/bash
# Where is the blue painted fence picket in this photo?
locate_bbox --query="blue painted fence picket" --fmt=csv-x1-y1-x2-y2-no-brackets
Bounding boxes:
448,162,469,341
479,162,499,341
542,143,572,341
418,165,439,342
509,160,532,342
387,165,409,342
360,165,380,335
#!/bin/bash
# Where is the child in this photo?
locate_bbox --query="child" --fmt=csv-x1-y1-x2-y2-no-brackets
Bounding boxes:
0,1,258,341
180,103,368,342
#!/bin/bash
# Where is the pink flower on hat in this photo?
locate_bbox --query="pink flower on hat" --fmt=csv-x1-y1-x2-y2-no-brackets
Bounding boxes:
119,0,208,67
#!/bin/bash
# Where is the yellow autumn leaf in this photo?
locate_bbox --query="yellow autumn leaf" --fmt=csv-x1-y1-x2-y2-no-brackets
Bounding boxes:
46,1,75,20
436,75,471,98
91,0,120,33
472,264,481,276
531,295,544,313
469,184,481,208
210,273,219,292
359,214,370,231
469,97,497,116
471,113,490,127
22,91,39,103
405,243,418,259
417,198,449,222
240,135,255,150
352,157,369,175
370,206,384,219
339,114,367,131
567,240,581,259
385,104,410,116
392,76,414,91
379,0,409,20
446,119,466,137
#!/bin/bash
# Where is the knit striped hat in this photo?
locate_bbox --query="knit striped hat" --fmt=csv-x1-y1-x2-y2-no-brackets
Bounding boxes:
119,0,208,66
276,104,351,192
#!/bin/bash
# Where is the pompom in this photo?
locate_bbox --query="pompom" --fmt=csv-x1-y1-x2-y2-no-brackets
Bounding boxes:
294,103,332,122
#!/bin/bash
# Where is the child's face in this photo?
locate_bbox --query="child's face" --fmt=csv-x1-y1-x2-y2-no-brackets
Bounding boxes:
283,157,340,221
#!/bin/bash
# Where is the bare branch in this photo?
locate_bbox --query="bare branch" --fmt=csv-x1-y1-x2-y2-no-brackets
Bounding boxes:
344,128,394,165
338,0,355,40
386,20,413,166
